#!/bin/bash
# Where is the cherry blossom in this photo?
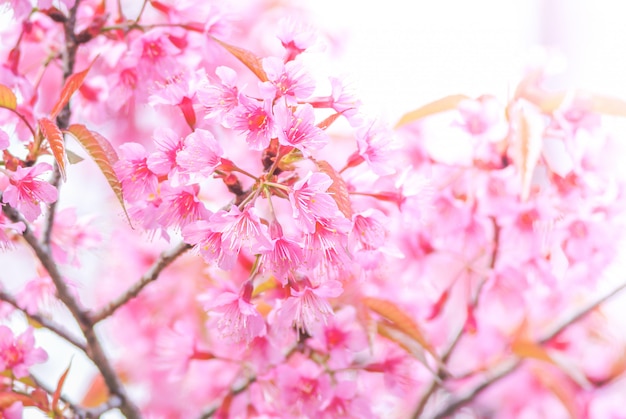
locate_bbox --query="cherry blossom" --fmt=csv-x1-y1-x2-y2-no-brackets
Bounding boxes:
0,326,47,378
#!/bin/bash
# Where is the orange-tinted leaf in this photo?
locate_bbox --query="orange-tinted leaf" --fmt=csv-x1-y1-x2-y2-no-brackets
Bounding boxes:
0,392,37,408
52,360,72,410
212,37,268,82
39,117,67,182
0,84,17,110
512,340,553,363
66,124,130,223
80,374,108,408
316,160,353,218
317,111,344,130
50,59,97,120
394,94,470,129
590,94,626,117
363,297,438,359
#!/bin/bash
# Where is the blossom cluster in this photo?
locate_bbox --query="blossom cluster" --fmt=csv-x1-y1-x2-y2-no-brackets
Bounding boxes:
1,0,626,418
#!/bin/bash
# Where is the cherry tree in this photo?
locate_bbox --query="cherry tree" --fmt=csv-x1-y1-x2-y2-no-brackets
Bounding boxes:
1,1,626,418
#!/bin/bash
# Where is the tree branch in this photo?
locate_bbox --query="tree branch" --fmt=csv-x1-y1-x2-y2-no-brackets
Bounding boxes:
90,241,191,323
2,204,141,418
0,289,87,352
411,218,501,418
428,276,626,418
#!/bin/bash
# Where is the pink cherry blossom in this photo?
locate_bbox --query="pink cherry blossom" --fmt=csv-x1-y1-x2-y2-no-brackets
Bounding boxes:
0,326,48,378
210,281,267,344
260,57,315,104
278,277,343,334
115,143,159,202
230,94,275,150
276,18,318,61
197,66,239,124
0,211,25,250
182,219,237,270
156,183,208,230
0,128,9,150
147,127,184,176
0,401,22,419
289,171,341,234
175,128,223,176
260,222,303,284
274,101,328,156
2,163,58,222
210,206,271,256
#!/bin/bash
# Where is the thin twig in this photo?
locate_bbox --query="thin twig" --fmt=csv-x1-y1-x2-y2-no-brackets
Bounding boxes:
428,277,626,418
411,219,501,418
2,205,141,418
0,289,87,352
90,241,191,323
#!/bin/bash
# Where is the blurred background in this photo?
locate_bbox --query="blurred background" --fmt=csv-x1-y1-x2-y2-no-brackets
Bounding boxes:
312,0,626,120
4,0,626,417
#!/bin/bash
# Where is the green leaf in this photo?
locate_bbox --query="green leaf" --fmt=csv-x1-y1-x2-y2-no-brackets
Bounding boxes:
66,124,131,224
39,117,67,182
212,37,268,82
394,94,469,128
0,84,17,110
50,58,97,120
315,160,353,218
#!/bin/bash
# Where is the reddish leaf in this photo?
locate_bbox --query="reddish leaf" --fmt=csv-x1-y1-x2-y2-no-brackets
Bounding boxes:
66,124,130,223
50,58,97,120
212,37,268,82
52,360,72,411
0,84,17,110
179,96,196,129
363,297,438,360
0,391,37,408
394,94,469,129
464,304,478,334
316,111,344,130
39,117,67,182
426,289,449,321
150,0,172,14
315,160,353,218
30,388,49,410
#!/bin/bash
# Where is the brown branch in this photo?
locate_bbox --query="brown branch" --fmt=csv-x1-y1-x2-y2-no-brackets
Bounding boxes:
2,204,141,418
90,241,191,323
0,289,87,352
428,277,626,418
431,359,520,419
411,218,501,418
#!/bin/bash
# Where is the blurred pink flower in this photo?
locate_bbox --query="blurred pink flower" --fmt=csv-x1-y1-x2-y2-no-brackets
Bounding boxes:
0,326,48,378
